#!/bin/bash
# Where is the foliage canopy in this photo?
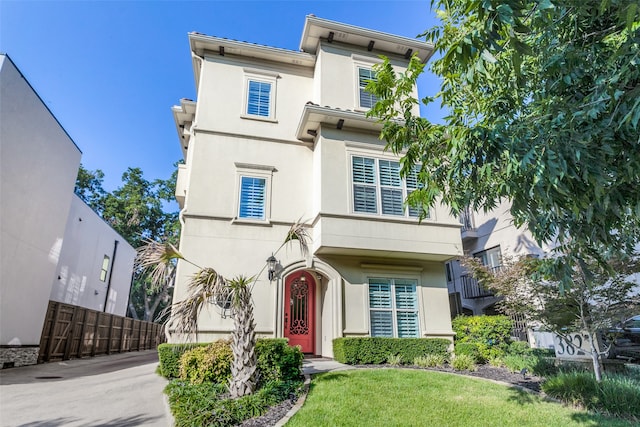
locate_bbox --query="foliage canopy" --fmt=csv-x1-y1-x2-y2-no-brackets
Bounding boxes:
369,0,640,275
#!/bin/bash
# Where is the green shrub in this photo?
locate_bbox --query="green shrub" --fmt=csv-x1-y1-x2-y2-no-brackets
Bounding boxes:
158,342,209,379
542,371,640,419
256,338,303,384
451,354,477,371
530,356,558,377
158,339,303,384
503,354,535,373
507,341,532,356
488,357,503,367
387,354,402,366
179,340,233,385
454,342,482,363
452,315,512,361
332,338,451,365
414,354,446,368
165,379,303,427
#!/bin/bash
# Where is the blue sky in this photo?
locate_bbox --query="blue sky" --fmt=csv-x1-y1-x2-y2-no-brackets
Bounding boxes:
1,1,441,192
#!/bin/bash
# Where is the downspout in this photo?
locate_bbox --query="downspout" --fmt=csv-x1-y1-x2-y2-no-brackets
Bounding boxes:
104,240,119,313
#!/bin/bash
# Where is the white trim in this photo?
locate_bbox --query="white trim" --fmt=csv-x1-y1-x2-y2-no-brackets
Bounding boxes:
242,72,278,120
234,164,274,222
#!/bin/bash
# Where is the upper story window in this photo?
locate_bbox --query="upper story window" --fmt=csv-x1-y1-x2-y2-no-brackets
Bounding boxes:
235,163,275,223
239,176,266,219
475,246,502,272
99,255,110,282
358,67,378,109
351,155,427,219
369,278,419,338
247,81,271,117
242,69,278,121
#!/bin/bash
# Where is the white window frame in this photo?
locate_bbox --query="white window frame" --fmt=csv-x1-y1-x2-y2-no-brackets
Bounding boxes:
368,278,420,338
242,69,279,122
233,163,275,224
350,153,428,219
475,246,502,271
353,56,382,111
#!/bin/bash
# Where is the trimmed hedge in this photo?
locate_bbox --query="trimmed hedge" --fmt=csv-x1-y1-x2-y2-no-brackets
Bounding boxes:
333,337,451,365
158,339,303,384
158,342,208,379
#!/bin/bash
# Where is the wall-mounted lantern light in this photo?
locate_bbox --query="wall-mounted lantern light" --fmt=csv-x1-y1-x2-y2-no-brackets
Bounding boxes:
267,254,278,281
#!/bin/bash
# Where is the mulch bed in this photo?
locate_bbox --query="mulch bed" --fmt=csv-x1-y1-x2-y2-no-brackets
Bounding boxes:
239,364,545,426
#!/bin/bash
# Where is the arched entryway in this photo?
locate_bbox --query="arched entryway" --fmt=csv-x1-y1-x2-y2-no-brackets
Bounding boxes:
283,270,315,354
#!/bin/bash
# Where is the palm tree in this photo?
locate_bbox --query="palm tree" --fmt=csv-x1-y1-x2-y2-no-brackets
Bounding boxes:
137,221,309,397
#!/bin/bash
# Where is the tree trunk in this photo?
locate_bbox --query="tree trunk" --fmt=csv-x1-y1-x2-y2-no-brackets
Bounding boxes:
588,333,603,382
228,285,257,398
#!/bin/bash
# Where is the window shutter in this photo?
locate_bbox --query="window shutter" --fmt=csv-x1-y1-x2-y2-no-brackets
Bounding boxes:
247,80,271,117
353,157,377,213
369,282,392,308
396,311,419,338
358,68,378,109
406,165,426,218
379,160,403,216
239,176,266,219
370,311,393,337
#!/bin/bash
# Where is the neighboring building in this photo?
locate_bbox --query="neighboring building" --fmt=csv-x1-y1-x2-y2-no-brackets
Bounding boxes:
50,194,136,316
170,16,463,357
0,54,135,367
445,200,553,340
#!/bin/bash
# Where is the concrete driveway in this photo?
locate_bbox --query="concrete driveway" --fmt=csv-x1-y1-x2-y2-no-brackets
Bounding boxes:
0,350,168,427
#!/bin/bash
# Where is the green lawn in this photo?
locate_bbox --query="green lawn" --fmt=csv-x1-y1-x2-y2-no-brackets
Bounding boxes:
286,369,635,427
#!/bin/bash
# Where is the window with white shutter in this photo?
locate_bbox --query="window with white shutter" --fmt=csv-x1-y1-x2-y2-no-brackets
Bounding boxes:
351,156,428,219
238,176,266,219
358,67,378,109
242,70,278,121
368,278,419,338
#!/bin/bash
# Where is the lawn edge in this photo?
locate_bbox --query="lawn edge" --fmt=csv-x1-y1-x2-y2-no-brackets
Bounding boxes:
274,374,311,427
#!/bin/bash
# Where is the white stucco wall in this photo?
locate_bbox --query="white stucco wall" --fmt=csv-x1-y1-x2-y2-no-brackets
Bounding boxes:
0,55,82,347
49,195,135,316
171,22,459,356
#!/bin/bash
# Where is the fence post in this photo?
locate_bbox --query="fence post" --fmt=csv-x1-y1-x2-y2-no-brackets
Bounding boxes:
91,312,101,357
106,314,115,354
77,309,89,358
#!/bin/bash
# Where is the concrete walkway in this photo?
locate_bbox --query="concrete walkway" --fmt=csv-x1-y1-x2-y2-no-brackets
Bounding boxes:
0,350,168,427
302,358,350,375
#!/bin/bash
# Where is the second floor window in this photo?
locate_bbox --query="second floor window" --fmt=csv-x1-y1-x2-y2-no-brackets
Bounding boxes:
247,80,272,117
475,246,502,272
238,176,266,219
358,67,378,109
352,155,425,218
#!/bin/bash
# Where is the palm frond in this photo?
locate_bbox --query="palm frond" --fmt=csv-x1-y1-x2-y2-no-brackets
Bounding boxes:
168,267,227,337
136,238,186,289
283,219,310,257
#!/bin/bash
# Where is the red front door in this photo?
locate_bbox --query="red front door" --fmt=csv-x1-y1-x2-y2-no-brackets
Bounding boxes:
284,271,315,354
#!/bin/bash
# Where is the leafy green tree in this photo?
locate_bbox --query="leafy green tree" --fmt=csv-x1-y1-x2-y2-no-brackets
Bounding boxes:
368,0,640,280
74,165,180,321
74,164,107,214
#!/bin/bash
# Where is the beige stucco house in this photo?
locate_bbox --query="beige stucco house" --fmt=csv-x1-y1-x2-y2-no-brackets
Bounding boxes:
170,16,463,357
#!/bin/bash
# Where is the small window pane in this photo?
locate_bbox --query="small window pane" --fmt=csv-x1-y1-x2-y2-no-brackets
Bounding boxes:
395,283,417,310
239,176,266,219
353,185,377,213
352,157,375,184
369,281,392,308
379,160,401,187
381,188,404,216
100,255,110,282
370,311,393,337
397,311,419,338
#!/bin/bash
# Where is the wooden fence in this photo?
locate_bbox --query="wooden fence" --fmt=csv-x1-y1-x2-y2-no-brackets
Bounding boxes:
38,301,165,363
